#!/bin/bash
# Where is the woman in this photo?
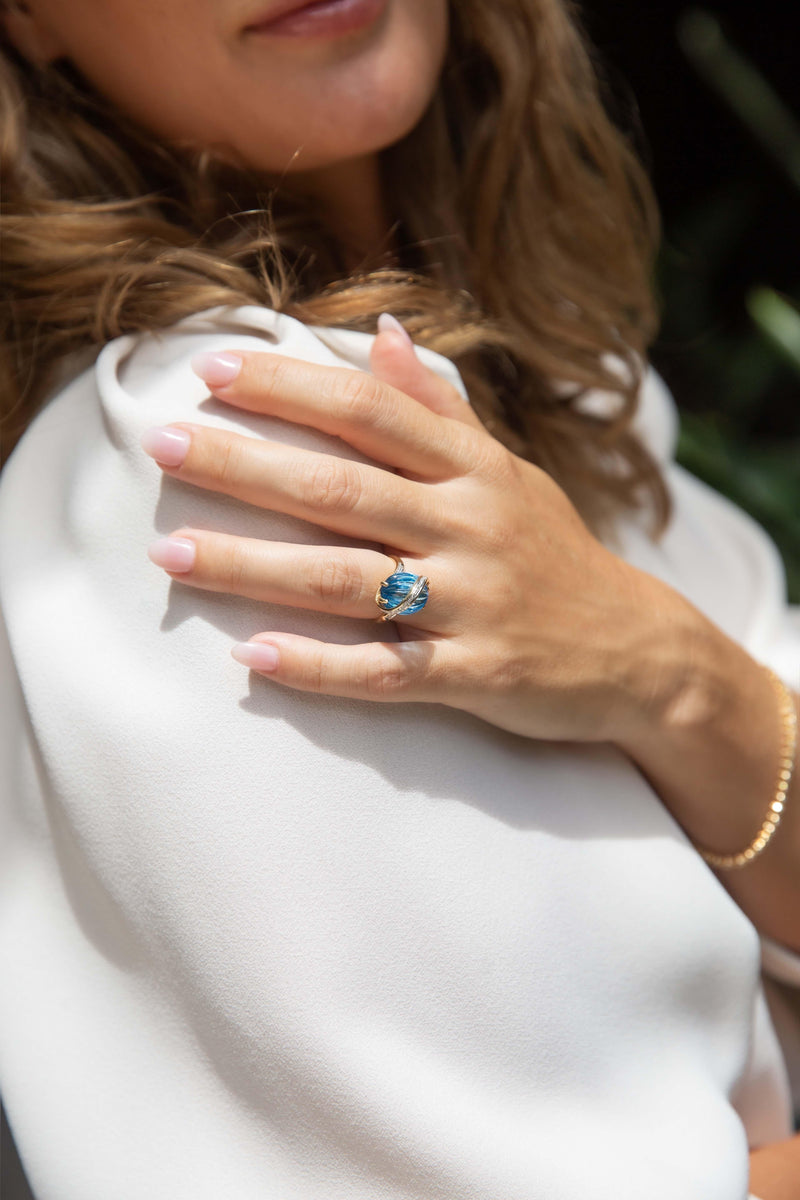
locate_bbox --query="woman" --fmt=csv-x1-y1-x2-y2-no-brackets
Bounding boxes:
0,1,798,1196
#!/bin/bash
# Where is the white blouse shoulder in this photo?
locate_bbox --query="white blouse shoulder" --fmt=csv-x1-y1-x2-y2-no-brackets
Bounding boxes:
0,305,797,1199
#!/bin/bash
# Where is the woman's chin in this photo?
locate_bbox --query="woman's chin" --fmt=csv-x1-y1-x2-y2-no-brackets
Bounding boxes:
233,95,433,175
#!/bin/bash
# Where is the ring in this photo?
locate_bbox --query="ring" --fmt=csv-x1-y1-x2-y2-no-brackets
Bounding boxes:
375,557,430,622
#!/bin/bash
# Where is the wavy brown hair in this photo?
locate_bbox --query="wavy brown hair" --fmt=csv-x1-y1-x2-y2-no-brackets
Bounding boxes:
0,0,670,545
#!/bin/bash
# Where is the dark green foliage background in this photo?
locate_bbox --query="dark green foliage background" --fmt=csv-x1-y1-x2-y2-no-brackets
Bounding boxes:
587,3,800,601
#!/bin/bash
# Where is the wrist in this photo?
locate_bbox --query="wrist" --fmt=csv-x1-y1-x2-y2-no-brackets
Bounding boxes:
613,576,791,854
608,575,800,949
610,569,723,754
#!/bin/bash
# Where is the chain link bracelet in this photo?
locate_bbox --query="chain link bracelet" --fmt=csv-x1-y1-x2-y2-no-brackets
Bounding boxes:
696,667,797,870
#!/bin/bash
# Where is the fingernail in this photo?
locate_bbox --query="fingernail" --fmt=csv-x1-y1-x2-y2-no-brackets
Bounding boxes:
190,351,243,389
377,312,414,349
147,536,196,572
231,641,280,672
141,425,191,467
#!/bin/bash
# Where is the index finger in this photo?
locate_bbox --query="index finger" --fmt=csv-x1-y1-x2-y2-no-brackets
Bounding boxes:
190,350,479,479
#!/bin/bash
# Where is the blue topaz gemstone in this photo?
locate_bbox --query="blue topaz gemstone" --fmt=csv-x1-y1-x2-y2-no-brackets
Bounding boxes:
378,571,429,617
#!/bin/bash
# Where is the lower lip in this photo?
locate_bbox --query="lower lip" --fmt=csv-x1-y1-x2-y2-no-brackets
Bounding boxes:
247,0,387,38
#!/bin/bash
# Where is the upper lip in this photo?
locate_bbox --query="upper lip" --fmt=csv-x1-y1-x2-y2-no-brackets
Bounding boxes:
243,0,327,30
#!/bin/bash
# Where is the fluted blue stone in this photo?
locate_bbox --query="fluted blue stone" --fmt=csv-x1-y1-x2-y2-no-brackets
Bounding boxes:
378,571,429,615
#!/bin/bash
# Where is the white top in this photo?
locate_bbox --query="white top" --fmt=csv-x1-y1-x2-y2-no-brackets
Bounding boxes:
1,305,799,1200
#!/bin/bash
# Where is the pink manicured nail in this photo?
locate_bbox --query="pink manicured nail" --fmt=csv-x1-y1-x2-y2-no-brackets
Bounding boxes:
231,641,280,672
377,312,414,349
147,536,196,572
190,351,243,389
140,425,191,467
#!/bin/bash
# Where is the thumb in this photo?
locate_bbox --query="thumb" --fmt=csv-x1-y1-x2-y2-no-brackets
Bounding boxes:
370,313,483,428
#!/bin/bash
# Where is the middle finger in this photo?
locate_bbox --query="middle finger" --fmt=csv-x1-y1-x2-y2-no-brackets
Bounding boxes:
148,424,448,552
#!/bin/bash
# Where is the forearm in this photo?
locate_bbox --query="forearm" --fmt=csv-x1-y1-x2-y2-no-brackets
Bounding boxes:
750,1132,800,1199
615,574,800,951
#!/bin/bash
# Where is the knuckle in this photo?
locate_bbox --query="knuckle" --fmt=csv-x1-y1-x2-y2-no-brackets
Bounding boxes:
336,371,382,424
422,491,464,544
442,488,515,553
364,656,408,699
257,354,293,398
306,651,327,693
301,457,360,513
481,644,525,692
220,538,248,590
471,439,510,483
214,435,245,489
479,518,516,554
312,555,363,606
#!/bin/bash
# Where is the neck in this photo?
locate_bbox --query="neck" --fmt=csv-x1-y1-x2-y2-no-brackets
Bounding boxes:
282,153,399,271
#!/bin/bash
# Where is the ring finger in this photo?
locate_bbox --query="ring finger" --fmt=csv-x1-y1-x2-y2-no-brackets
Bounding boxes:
147,529,449,629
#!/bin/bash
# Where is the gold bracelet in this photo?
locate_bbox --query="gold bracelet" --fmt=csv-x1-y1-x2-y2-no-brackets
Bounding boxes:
698,667,797,870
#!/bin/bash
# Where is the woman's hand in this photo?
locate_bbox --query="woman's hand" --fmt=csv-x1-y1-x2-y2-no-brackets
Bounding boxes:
749,1131,800,1200
141,322,692,745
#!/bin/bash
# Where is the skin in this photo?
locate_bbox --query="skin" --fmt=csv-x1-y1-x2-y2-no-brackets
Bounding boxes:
749,1132,800,1198
2,0,449,261
145,341,800,938
5,2,800,1189
148,339,800,1200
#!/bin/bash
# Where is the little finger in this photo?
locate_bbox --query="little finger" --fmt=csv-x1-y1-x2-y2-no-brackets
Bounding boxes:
229,632,459,704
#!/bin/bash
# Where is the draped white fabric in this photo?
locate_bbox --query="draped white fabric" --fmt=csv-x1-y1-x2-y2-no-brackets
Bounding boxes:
1,306,798,1199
